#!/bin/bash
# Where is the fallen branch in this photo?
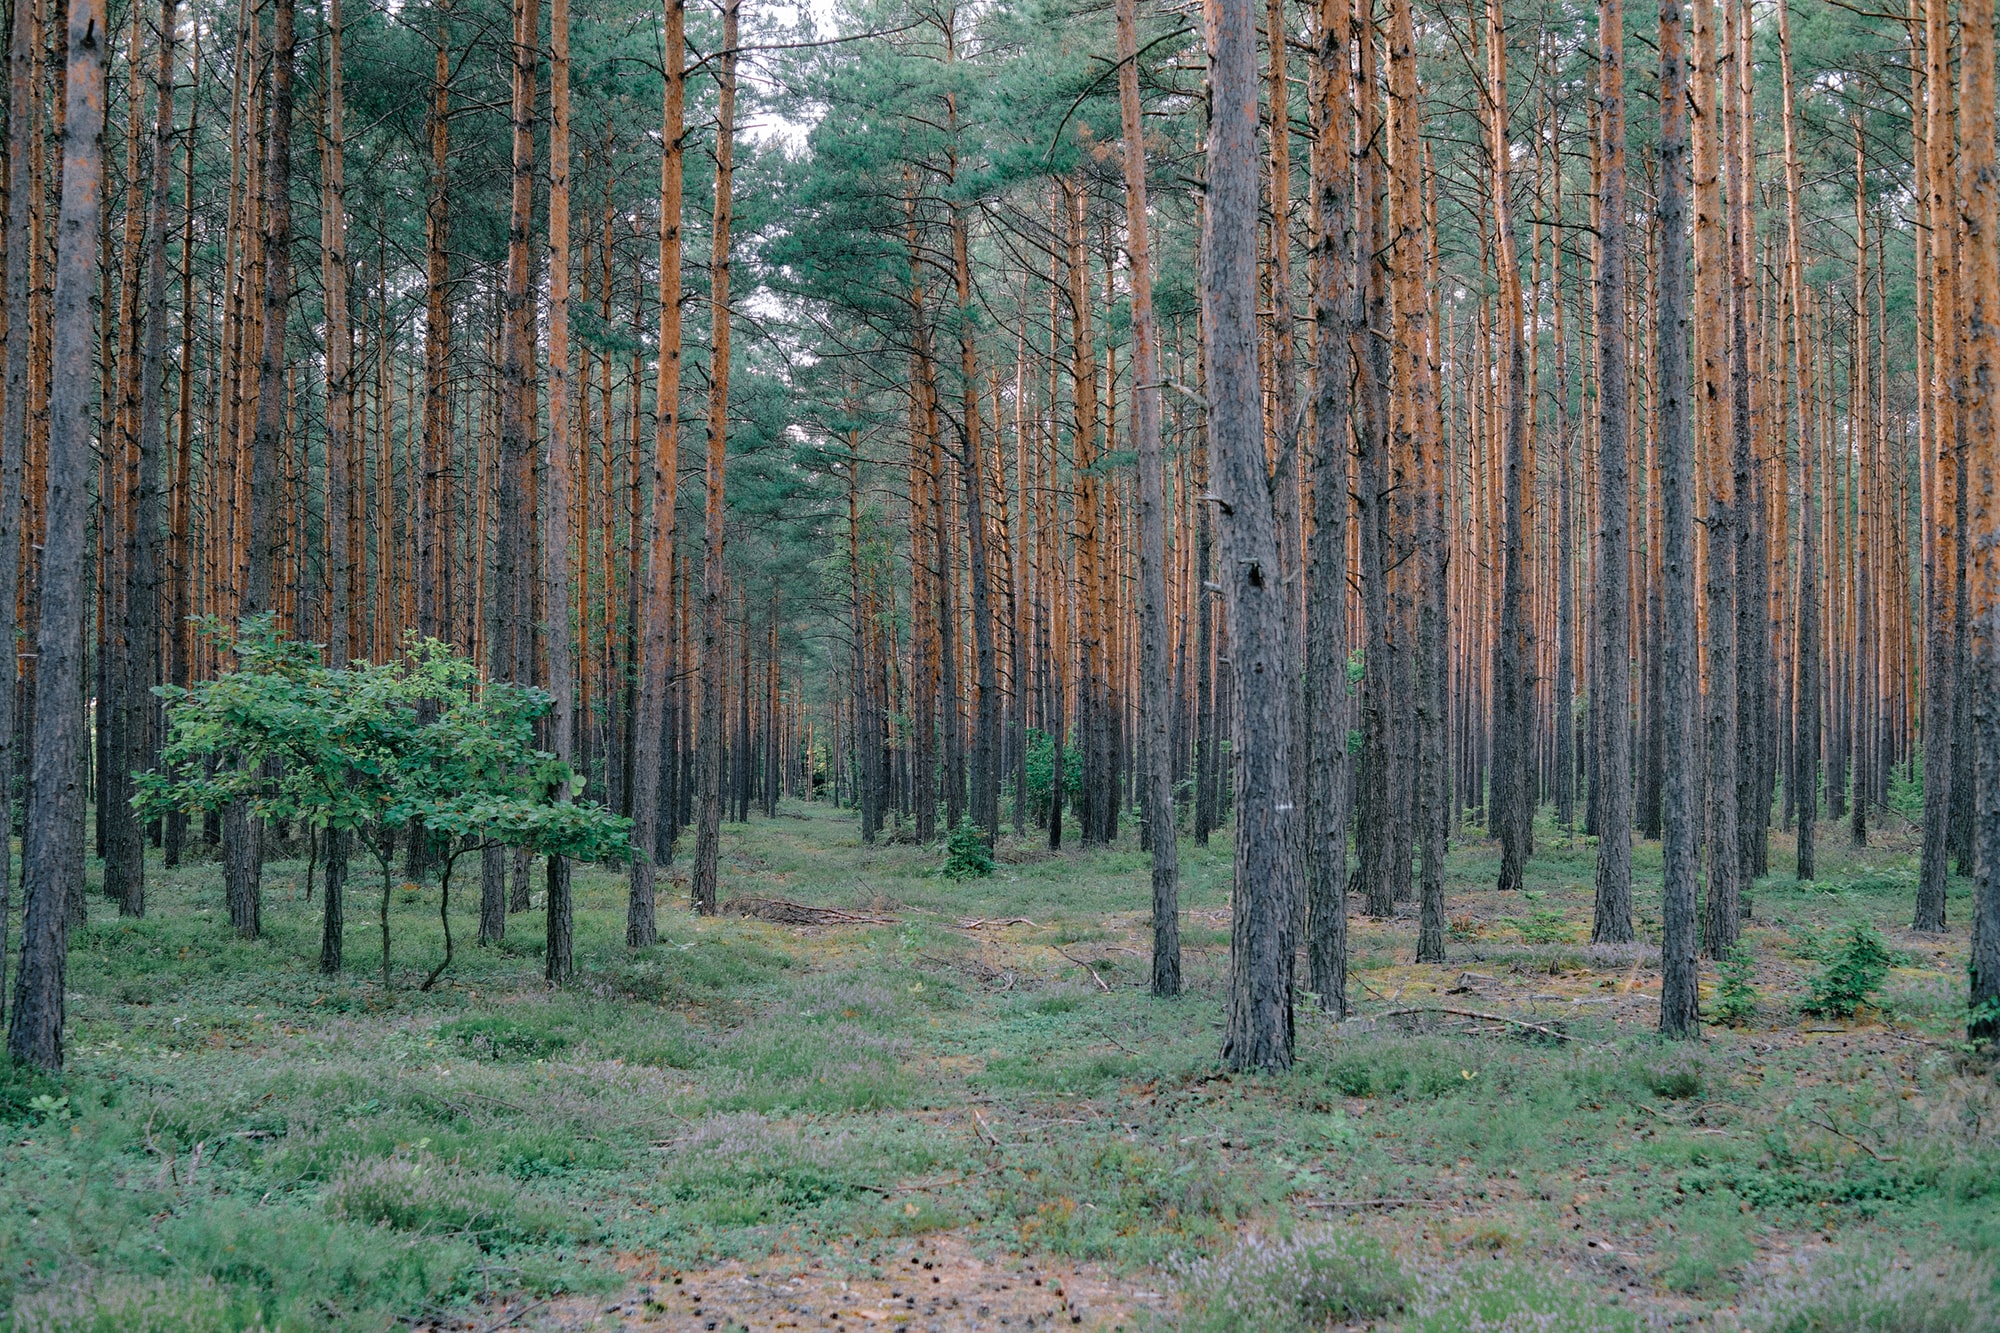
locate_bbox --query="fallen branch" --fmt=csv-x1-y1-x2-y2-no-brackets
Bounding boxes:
473,1298,551,1333
959,916,1039,929
1051,945,1111,992
1806,1110,1899,1163
725,896,898,926
1376,1006,1583,1043
1299,1197,1450,1209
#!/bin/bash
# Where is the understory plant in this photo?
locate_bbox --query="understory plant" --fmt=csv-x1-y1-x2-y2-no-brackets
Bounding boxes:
1801,921,1893,1019
137,617,632,991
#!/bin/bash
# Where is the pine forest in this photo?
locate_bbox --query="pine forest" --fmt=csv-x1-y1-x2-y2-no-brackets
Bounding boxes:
0,0,1999,1320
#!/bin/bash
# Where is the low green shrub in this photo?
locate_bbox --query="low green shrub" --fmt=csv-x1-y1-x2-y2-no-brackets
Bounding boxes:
1802,921,1894,1019
942,824,995,880
1713,943,1760,1027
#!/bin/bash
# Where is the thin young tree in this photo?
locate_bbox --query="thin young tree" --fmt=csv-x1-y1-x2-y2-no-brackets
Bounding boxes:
8,0,110,1070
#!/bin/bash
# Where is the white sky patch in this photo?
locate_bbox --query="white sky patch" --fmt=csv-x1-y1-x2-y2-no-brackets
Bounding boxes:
740,0,841,149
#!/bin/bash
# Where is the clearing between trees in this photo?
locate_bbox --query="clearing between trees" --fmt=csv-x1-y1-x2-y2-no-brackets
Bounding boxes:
2,804,1991,1331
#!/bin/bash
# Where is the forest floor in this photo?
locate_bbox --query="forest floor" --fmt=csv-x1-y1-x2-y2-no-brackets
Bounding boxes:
2,801,1996,1332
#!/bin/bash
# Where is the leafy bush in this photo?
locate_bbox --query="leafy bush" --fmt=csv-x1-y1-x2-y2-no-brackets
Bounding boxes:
1505,907,1577,944
1022,729,1082,825
1176,1229,1409,1332
1713,943,1760,1027
1802,921,1894,1018
941,823,994,879
0,1063,67,1127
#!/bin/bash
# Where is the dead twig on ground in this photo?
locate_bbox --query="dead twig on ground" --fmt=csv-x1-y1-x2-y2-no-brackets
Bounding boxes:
1805,1109,1899,1162
473,1298,551,1333
1376,1006,1586,1043
959,916,1039,929
1051,945,1111,992
726,896,898,926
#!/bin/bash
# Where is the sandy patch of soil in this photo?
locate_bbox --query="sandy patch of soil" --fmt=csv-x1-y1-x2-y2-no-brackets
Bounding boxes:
467,1232,1166,1333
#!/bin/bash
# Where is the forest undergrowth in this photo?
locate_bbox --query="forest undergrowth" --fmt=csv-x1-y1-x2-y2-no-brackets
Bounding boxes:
1,804,1994,1332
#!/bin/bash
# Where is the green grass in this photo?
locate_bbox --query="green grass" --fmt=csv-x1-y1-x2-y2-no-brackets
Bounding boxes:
2,802,1994,1330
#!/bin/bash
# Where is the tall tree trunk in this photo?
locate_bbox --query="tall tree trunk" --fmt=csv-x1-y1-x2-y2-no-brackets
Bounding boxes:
485,0,537,939
418,23,450,648
1962,0,2000,1048
946,52,998,846
1917,0,1958,933
1694,0,1739,957
225,0,296,940
1656,0,1700,1038
1728,0,1767,895
628,0,684,945
7,0,107,1070
1116,0,1178,996
1210,0,1296,1072
1488,0,1534,898
1778,0,1818,882
106,0,178,920
1590,0,1634,943
1355,0,1395,920
691,0,739,916
542,0,577,981
1302,0,1353,1013
0,0,43,1020
319,0,352,971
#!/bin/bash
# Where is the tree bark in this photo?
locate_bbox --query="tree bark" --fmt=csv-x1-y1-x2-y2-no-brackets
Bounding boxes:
1656,0,1699,1039
7,0,107,1069
1488,0,1534,899
692,0,740,917
225,0,297,940
1590,0,1634,944
1963,0,2000,1049
1302,0,1353,1014
1210,0,1296,1072
484,0,539,942
1917,0,1958,934
543,0,577,983
0,0,42,1020
1778,0,1818,883
1693,0,1739,957
1116,0,1178,997
628,0,685,946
